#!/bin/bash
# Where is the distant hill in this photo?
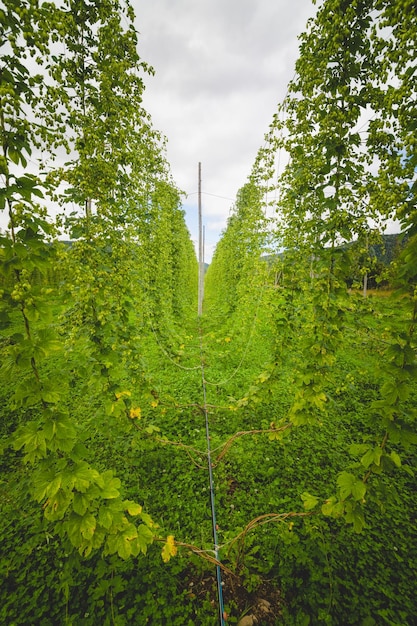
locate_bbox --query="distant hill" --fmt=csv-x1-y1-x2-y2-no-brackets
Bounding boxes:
262,233,405,265
261,233,406,289
367,232,407,264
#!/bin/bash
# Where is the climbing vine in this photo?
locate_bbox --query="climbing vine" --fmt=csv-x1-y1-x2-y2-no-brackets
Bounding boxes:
208,0,417,533
1,0,417,624
0,0,197,563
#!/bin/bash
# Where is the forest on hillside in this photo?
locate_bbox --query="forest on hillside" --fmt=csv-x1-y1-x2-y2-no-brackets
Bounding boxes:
1,0,416,624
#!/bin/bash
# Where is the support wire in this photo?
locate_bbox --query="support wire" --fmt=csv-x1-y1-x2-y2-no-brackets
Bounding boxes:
199,324,226,625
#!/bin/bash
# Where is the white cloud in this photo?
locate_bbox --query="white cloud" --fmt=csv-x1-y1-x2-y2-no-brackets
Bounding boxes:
134,0,317,261
0,0,316,261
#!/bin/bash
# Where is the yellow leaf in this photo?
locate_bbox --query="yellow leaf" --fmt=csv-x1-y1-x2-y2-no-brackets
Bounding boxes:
161,535,177,563
116,390,131,399
224,337,231,343
151,400,158,408
129,407,141,419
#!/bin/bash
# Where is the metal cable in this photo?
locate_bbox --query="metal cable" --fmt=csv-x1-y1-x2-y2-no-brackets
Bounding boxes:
199,324,226,626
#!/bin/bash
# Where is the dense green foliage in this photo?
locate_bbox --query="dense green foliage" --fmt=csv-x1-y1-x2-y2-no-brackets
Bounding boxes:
1,0,417,624
1,289,416,624
0,0,196,571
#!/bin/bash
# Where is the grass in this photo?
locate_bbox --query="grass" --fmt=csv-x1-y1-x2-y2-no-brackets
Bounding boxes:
0,289,416,624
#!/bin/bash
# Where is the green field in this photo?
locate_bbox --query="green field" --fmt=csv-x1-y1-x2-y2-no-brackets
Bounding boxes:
1,0,416,623
1,279,416,625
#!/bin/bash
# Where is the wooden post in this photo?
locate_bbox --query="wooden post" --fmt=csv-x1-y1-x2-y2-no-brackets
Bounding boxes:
363,233,369,298
198,162,204,316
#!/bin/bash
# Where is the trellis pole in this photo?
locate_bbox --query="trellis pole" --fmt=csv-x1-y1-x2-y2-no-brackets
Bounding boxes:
198,162,204,316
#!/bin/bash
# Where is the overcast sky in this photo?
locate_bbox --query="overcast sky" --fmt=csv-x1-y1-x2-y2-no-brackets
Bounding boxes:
133,0,317,261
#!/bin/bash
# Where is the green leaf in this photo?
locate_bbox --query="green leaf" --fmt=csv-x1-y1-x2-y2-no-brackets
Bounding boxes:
73,492,89,516
117,536,132,560
98,506,114,530
301,491,319,510
372,447,382,466
80,513,96,540
397,382,410,401
13,423,47,462
351,480,367,502
360,449,375,469
345,503,365,533
140,511,155,528
73,462,99,492
124,500,142,516
136,524,154,554
101,476,121,499
349,443,370,457
337,472,356,500
44,490,72,520
46,475,62,498
41,390,62,404
390,451,401,468
8,148,22,165
91,527,106,551
352,510,365,533
321,496,337,516
23,305,40,322
400,428,417,448
380,380,398,405
144,425,161,434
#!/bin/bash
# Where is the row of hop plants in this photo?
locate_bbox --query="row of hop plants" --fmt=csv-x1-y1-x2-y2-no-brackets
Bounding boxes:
205,0,417,534
202,3,417,622
0,0,197,565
